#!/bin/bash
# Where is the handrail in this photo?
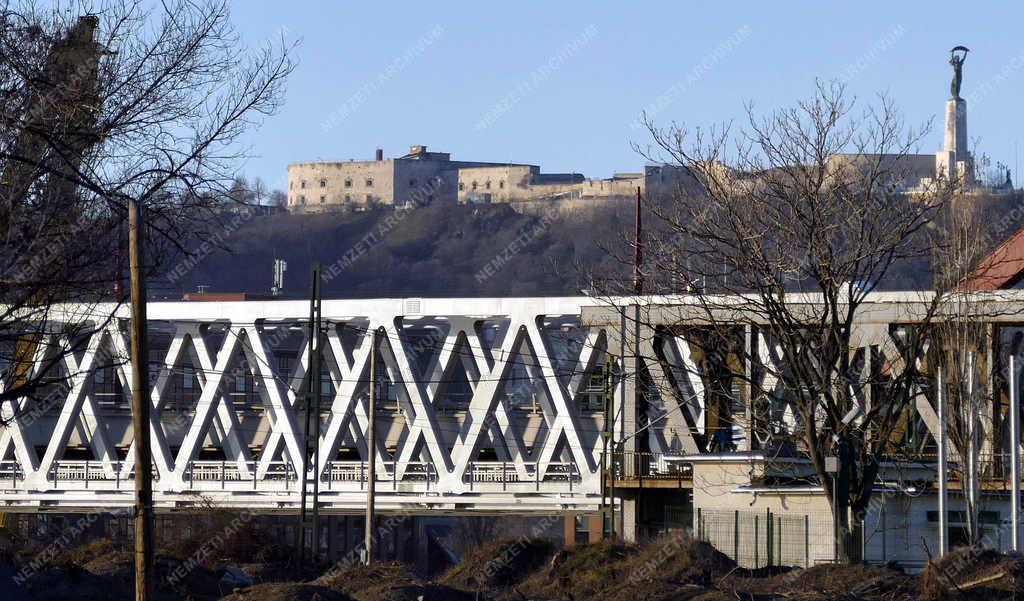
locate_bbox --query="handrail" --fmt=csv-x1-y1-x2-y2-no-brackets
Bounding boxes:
612,451,693,480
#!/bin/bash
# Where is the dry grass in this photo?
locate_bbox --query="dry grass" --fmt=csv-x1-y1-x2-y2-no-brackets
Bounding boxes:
438,536,556,592
919,547,1024,601
315,562,474,601
219,582,353,601
511,536,735,601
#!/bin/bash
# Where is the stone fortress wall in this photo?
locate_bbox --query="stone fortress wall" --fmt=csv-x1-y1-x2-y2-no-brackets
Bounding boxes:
287,145,695,212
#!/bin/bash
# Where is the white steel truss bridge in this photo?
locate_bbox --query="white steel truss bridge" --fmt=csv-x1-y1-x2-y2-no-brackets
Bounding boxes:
0,297,618,513
2,293,1021,514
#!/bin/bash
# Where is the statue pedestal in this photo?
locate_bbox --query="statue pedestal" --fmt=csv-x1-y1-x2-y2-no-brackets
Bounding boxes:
943,98,968,156
936,98,972,184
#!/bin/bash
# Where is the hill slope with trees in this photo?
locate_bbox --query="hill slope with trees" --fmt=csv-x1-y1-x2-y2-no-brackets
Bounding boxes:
157,203,634,299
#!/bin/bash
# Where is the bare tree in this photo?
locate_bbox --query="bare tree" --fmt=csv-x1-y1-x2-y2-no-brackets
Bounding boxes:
269,188,288,208
595,81,965,562
0,1,294,417
925,189,1024,546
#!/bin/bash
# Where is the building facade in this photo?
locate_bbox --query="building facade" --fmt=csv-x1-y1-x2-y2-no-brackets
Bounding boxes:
287,145,693,211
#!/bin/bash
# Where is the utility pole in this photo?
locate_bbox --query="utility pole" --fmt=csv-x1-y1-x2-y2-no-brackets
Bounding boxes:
937,367,948,556
603,352,616,539
128,198,153,601
1010,355,1020,552
633,186,643,295
296,263,322,575
365,327,381,564
967,351,978,543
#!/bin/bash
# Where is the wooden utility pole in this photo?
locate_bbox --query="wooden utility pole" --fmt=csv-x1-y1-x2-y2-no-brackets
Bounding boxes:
633,186,643,295
937,367,948,556
296,263,322,575
365,327,381,564
1010,355,1020,552
128,198,153,601
602,352,616,539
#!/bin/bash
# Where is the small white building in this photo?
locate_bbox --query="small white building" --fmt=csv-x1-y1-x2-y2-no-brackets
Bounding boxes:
682,452,1017,570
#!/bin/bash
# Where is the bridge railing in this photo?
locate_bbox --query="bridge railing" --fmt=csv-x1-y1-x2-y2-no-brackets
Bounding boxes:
47,460,161,486
463,461,581,490
12,457,585,492
0,461,23,485
322,460,436,485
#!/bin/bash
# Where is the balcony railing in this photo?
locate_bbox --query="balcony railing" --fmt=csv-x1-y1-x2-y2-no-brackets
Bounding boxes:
611,452,693,481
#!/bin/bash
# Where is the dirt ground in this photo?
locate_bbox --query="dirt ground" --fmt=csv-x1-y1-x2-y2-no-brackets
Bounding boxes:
3,529,1024,601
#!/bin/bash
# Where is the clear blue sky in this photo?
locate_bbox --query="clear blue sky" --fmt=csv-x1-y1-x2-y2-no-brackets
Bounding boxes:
230,1,1024,190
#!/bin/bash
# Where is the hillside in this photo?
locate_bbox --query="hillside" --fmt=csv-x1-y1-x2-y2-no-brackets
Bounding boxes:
155,203,634,299
153,190,1024,301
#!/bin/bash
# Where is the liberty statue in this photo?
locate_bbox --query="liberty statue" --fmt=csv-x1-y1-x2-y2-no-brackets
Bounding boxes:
949,46,969,99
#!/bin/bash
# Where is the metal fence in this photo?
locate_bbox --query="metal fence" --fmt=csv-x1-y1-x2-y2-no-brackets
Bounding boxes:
612,452,693,481
696,508,834,568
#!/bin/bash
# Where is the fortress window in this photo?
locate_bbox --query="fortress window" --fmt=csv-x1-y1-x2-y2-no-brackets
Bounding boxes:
499,181,505,189
485,181,491,190
458,182,465,191
319,195,326,203
319,179,327,188
365,178,373,187
344,194,351,202
344,178,352,188
300,180,306,189
472,181,478,190
299,195,306,204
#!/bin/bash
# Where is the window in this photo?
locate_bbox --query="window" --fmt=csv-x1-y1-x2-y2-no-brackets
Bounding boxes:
365,194,372,202
574,515,591,544
300,180,306,189
300,195,306,204
319,179,327,188
485,181,491,190
499,181,505,189
472,181,478,190
344,178,352,188
182,366,194,390
170,365,199,413
365,178,373,187
94,363,128,412
320,372,333,396
276,354,294,380
458,182,465,191
577,370,605,412
344,194,351,202
320,195,326,203
229,362,259,411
